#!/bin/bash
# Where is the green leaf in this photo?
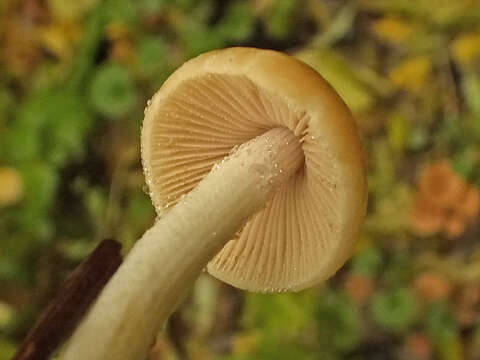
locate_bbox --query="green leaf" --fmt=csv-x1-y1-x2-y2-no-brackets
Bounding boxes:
370,288,418,334
424,303,463,360
256,338,317,360
0,252,27,282
424,302,458,342
0,86,14,126
243,292,314,335
3,123,41,164
383,251,413,285
316,290,361,353
43,93,92,165
126,189,154,228
265,0,299,40
136,36,169,78
452,146,479,179
0,337,16,360
20,162,58,215
104,0,140,24
89,63,138,118
351,245,383,277
5,92,50,163
13,163,58,240
6,91,92,166
59,239,96,261
83,186,108,231
189,0,215,22
216,1,255,42
462,71,480,116
180,22,226,58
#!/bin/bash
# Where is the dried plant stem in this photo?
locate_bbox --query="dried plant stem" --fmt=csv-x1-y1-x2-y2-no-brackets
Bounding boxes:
13,239,122,360
61,128,303,360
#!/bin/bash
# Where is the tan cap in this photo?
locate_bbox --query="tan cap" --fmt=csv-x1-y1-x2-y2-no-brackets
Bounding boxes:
142,47,367,292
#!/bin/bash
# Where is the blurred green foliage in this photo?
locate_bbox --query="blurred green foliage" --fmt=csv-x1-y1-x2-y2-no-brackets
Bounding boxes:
89,63,138,117
370,288,418,334
1,0,480,359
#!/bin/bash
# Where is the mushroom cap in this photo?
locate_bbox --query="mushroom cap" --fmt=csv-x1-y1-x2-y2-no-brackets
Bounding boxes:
142,47,367,292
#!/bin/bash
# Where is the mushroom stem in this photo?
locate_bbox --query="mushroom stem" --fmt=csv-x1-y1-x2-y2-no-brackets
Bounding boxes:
61,127,304,360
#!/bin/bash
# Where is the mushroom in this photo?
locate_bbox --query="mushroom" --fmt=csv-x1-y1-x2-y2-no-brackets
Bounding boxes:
61,47,366,360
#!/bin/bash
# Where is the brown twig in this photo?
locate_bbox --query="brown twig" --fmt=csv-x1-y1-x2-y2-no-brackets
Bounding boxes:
12,239,123,360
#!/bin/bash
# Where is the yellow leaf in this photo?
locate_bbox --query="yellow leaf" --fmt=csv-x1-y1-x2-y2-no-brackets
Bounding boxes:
372,17,413,44
0,302,13,328
0,167,23,206
451,32,480,66
38,22,81,59
389,56,432,92
232,332,259,356
295,49,376,114
47,0,98,21
387,112,410,151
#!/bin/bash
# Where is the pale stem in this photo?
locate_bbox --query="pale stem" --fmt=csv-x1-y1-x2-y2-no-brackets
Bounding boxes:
61,127,304,360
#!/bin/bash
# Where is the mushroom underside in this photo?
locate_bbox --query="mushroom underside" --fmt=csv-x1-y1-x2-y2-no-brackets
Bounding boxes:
143,73,341,292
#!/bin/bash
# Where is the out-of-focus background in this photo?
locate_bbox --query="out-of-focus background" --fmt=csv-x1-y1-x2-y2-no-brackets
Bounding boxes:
1,0,480,359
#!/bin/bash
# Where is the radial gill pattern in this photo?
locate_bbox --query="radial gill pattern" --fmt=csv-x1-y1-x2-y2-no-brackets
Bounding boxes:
143,73,340,292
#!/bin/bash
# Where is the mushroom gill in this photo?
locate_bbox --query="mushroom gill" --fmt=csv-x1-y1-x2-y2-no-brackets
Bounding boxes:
143,73,340,292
